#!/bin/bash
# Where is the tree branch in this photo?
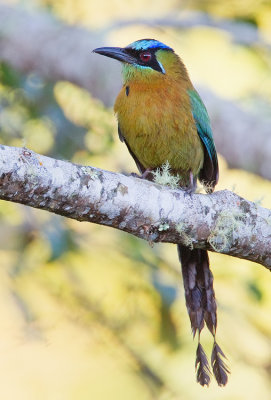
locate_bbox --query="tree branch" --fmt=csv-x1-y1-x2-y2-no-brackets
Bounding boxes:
0,3,120,105
200,89,271,180
104,12,270,49
0,144,270,269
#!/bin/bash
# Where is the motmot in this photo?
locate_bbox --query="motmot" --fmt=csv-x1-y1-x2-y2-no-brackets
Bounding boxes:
93,39,229,386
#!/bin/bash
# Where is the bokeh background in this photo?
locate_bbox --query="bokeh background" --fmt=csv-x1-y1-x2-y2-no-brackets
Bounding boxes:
0,0,271,399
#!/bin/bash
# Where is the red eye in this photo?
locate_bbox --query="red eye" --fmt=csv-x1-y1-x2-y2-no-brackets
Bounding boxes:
139,51,152,63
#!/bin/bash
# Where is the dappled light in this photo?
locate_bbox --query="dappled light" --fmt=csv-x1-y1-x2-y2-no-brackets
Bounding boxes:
0,0,271,399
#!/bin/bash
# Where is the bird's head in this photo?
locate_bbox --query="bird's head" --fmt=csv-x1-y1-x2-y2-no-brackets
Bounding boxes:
93,39,183,83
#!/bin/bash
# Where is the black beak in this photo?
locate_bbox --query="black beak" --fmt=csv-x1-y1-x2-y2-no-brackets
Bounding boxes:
92,47,136,65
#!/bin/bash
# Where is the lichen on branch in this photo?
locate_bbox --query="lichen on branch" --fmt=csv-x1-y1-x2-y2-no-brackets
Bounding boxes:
0,144,271,269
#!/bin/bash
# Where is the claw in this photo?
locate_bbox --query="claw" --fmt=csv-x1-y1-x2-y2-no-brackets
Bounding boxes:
130,172,141,178
130,168,152,180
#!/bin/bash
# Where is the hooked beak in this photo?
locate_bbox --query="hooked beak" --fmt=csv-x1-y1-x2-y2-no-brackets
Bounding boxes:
92,47,136,65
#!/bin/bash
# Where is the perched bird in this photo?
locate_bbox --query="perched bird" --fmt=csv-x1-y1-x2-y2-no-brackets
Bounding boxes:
93,39,229,386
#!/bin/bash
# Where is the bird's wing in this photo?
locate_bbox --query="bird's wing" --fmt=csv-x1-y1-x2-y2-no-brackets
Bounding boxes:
118,125,146,174
188,89,219,193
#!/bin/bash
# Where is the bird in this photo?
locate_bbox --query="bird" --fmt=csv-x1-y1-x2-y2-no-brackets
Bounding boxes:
93,38,229,387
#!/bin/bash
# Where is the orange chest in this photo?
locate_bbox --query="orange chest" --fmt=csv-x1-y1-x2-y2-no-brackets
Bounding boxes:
114,82,204,174
115,82,188,132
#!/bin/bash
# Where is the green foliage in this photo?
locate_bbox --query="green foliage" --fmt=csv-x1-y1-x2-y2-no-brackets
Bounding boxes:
0,67,115,160
0,62,21,87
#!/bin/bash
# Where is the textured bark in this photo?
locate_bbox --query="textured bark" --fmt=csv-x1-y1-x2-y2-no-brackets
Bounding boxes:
0,145,270,269
0,4,270,181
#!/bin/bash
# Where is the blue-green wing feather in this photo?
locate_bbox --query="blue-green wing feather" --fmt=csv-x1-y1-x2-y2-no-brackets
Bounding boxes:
188,89,218,192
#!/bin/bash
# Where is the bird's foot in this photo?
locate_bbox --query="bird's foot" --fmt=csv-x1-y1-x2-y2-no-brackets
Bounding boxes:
130,172,141,178
183,187,194,197
130,168,152,180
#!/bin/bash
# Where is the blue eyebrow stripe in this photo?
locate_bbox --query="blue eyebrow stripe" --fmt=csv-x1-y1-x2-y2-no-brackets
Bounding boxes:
127,39,173,51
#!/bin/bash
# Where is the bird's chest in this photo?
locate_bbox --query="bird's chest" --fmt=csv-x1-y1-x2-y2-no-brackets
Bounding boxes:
114,83,203,174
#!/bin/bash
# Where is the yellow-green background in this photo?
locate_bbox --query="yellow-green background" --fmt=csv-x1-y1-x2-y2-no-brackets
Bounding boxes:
0,0,271,399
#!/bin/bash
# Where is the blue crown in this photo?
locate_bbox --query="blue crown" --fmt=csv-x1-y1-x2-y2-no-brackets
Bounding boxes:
126,39,173,52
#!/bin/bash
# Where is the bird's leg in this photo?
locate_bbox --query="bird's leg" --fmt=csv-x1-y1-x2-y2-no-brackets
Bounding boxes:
141,168,153,179
184,171,197,195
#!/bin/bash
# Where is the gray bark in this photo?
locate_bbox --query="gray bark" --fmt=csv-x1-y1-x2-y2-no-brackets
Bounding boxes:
0,145,270,269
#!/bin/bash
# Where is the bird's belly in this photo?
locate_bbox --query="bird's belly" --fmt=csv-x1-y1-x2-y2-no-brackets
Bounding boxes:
119,112,204,177
115,84,204,180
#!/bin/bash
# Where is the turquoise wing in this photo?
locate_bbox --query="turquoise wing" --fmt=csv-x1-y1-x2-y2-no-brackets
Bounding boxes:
188,89,219,192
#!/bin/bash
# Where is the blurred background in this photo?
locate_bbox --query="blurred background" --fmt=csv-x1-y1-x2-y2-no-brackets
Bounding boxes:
0,0,271,399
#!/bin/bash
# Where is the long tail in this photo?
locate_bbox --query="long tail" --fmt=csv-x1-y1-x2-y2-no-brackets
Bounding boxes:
177,245,229,386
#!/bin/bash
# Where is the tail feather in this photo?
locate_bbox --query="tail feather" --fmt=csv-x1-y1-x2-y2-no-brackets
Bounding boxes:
202,252,217,336
211,342,230,386
177,244,229,386
178,245,216,337
195,343,211,387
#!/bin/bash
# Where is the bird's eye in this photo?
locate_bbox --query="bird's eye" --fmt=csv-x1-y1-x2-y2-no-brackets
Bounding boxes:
139,51,152,63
